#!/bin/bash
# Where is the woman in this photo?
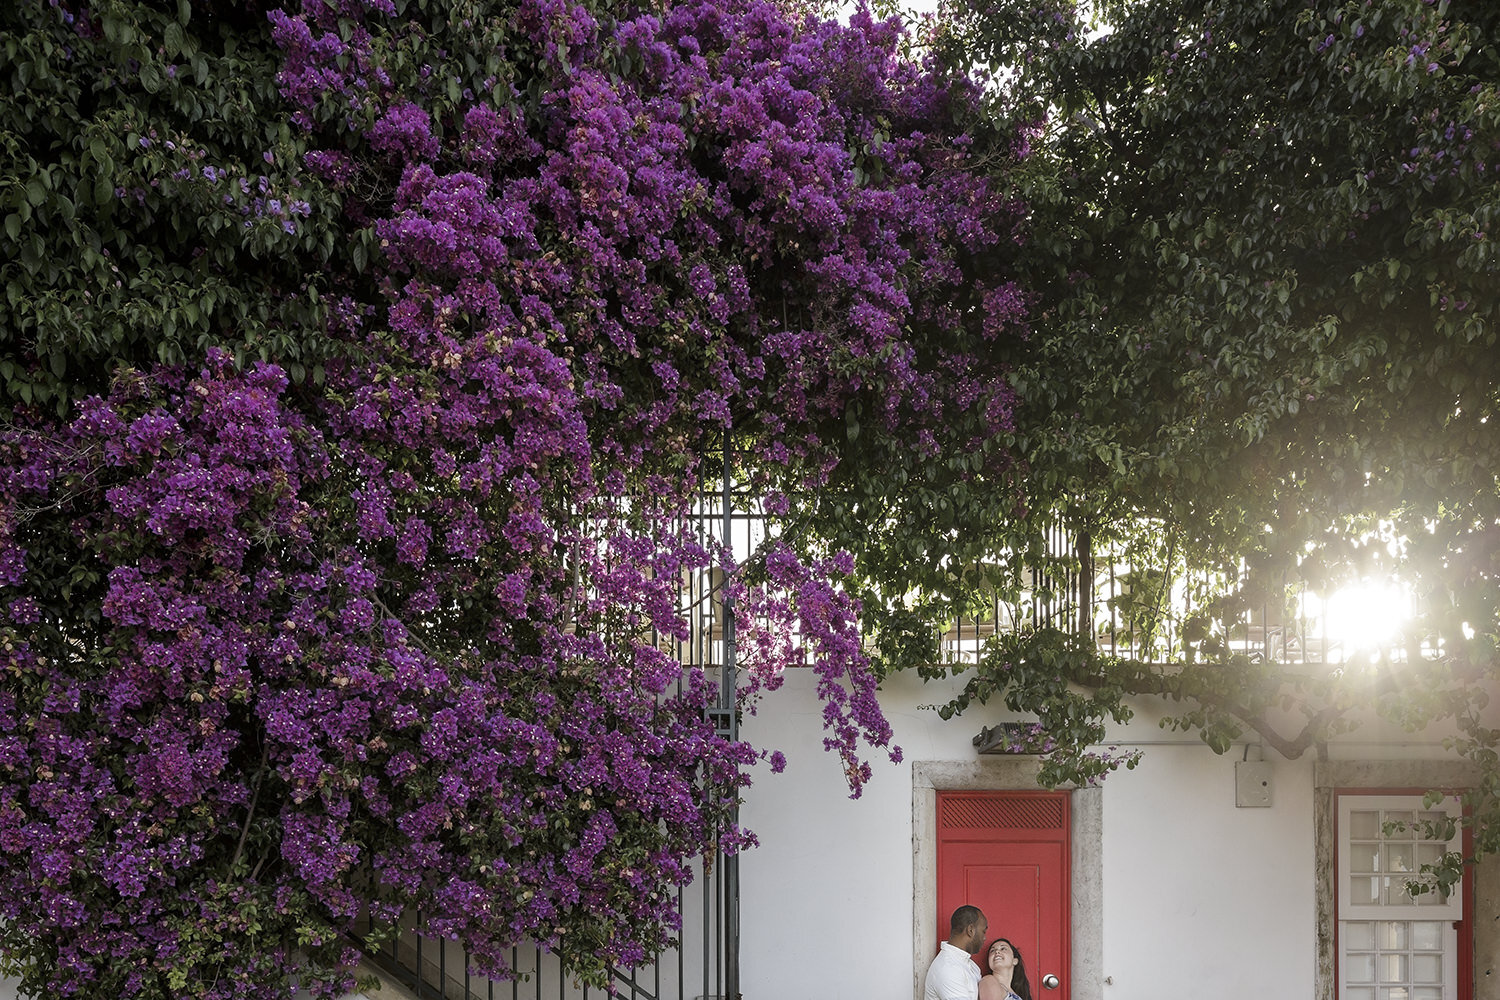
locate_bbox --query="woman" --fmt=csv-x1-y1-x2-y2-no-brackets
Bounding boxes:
978,937,1032,1000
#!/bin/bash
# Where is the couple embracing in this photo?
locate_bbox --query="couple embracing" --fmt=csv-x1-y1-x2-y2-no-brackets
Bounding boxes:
922,905,1032,1000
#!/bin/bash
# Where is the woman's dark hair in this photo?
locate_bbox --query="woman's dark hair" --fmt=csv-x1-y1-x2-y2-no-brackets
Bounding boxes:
982,938,1033,1000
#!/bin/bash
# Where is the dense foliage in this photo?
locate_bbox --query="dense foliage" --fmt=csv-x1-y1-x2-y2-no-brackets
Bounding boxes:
0,0,1031,995
911,0,1500,875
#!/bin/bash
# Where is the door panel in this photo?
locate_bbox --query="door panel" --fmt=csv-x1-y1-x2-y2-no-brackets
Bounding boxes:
937,791,1070,1000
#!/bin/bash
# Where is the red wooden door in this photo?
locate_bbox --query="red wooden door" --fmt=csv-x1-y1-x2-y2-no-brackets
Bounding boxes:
937,791,1070,1000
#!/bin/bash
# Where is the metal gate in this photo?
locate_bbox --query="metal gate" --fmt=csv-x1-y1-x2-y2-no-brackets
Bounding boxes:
354,459,751,1000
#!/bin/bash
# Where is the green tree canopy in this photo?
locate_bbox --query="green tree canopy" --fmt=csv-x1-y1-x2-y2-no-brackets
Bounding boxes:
836,0,1500,878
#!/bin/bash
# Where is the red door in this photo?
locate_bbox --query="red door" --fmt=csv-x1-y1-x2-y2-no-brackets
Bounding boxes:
937,791,1070,1000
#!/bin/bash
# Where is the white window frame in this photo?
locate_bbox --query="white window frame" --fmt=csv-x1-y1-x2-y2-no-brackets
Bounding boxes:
1337,793,1463,921
1337,792,1462,1000
1338,915,1457,1000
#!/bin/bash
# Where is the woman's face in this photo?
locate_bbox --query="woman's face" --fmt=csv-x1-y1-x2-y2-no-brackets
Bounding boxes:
987,940,1016,975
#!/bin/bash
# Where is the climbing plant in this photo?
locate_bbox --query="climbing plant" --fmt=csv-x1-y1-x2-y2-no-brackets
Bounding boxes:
0,0,1031,996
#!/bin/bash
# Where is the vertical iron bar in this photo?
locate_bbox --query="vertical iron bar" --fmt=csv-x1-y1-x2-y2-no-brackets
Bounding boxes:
1067,520,1075,630
1109,556,1117,655
1066,520,1074,632
1261,592,1268,661
1284,569,1296,665
721,431,740,1000
702,853,711,1000
1077,526,1093,640
715,854,724,1000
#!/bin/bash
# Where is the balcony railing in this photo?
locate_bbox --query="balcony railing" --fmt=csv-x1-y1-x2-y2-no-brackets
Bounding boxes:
935,521,1437,669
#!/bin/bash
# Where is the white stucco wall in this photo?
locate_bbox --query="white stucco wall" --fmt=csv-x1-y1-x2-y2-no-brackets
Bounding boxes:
736,666,1461,1000
1095,742,1316,998
738,668,980,1000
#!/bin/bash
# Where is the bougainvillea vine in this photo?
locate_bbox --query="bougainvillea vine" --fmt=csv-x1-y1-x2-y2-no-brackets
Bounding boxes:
0,0,1030,995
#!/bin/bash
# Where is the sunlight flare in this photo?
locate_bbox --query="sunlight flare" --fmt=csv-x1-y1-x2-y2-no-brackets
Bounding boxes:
1321,579,1412,661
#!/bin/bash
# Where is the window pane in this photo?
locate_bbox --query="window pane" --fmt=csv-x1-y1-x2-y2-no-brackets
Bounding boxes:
1350,875,1379,905
1416,811,1447,838
1377,922,1407,950
1380,989,1410,1000
1379,954,1408,983
1344,922,1375,949
1408,879,1445,906
1350,810,1381,839
1384,811,1415,838
1411,954,1441,984
1345,990,1374,1000
1387,845,1414,872
1345,953,1375,983
1410,922,1442,950
1411,989,1442,1000
1416,844,1443,867
1351,843,1381,872
1393,878,1425,904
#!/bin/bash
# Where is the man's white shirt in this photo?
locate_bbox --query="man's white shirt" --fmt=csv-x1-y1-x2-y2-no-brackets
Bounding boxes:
922,941,980,1000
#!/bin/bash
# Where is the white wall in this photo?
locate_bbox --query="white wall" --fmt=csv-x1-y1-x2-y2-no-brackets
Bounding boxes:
739,668,977,1000
1095,743,1315,998
736,666,1454,1000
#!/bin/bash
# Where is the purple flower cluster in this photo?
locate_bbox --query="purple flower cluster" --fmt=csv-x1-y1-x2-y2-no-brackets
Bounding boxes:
738,543,902,796
0,0,1033,993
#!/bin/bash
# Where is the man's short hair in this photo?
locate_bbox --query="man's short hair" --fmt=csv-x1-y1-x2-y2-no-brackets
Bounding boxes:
949,904,984,935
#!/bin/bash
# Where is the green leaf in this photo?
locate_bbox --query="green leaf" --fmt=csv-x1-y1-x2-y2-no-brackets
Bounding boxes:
164,22,185,57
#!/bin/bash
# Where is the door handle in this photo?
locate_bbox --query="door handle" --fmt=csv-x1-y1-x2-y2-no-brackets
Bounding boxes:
1042,974,1060,990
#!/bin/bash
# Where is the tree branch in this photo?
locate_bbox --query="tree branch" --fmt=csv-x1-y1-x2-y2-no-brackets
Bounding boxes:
230,742,270,875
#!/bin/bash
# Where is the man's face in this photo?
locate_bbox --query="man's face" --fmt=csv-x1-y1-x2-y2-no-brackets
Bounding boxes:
966,916,988,954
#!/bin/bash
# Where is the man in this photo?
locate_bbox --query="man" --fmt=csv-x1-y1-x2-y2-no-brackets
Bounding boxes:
922,904,988,1000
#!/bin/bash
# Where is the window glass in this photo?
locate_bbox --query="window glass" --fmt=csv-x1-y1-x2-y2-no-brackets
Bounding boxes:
1410,923,1442,950
1345,922,1375,950
1350,810,1381,839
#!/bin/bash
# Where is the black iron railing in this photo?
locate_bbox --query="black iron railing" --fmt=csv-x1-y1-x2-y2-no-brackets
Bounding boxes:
937,516,1436,667
356,450,754,1000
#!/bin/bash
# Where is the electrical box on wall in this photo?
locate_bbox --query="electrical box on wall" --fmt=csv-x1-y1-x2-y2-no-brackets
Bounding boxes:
1235,761,1274,807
